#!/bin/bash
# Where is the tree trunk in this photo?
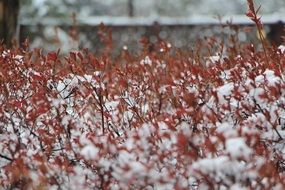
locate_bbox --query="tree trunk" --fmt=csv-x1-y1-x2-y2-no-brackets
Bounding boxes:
128,0,134,17
0,0,20,47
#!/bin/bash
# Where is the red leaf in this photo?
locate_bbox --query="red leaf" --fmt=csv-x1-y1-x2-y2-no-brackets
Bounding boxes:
47,52,57,62
204,138,216,153
246,12,254,19
70,52,77,61
177,133,187,148
31,73,44,82
77,52,84,61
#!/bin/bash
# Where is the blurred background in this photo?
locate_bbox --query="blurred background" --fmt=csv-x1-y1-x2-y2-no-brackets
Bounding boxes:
2,0,285,53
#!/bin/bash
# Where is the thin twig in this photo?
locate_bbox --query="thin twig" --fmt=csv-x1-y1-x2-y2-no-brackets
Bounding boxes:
0,154,13,162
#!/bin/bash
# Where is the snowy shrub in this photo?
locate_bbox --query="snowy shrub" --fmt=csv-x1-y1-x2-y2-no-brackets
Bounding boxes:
1,1,285,189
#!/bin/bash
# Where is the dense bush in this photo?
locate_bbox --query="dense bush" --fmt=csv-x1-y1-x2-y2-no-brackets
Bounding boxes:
1,1,285,189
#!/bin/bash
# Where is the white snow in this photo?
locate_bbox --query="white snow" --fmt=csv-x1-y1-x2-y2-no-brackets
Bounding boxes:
278,45,285,53
264,70,281,87
226,138,252,159
81,145,99,160
206,55,220,66
217,82,234,104
192,156,246,181
140,56,152,66
216,122,238,138
105,100,120,111
57,82,66,92
249,87,266,104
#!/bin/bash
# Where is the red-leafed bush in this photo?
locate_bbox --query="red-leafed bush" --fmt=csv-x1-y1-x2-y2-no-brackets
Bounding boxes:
1,1,285,189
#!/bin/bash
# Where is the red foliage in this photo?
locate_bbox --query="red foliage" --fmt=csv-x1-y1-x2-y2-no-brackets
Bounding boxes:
0,2,285,189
